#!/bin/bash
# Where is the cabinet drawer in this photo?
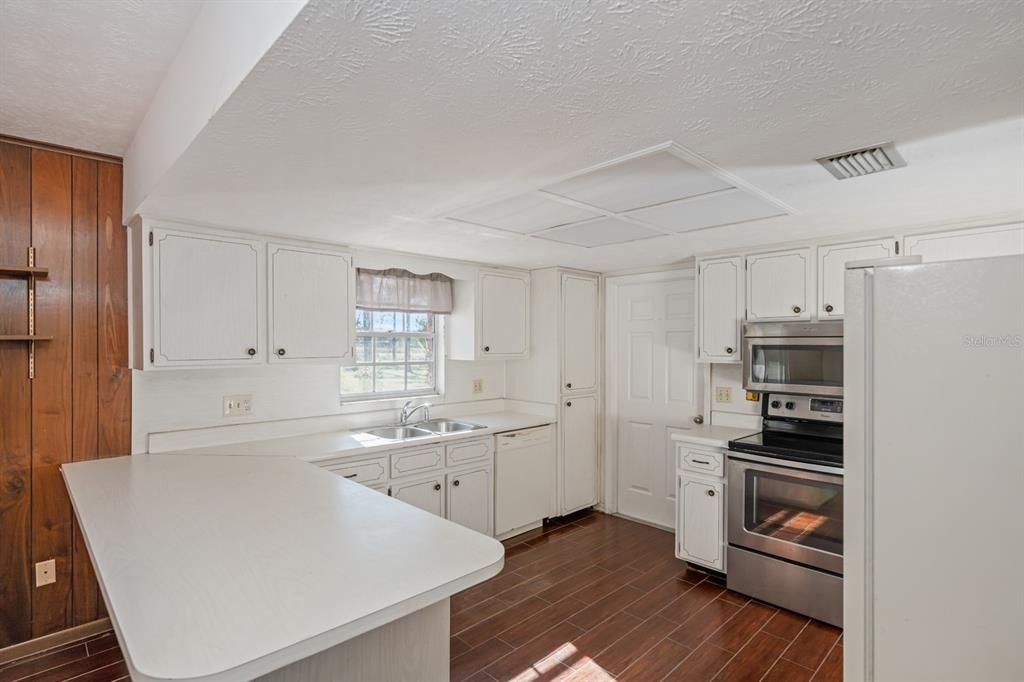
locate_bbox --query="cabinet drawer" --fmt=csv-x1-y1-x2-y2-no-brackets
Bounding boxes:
390,445,444,479
446,437,492,467
322,456,388,486
677,446,725,477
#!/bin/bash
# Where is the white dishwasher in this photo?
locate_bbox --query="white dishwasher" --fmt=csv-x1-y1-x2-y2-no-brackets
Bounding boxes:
494,425,556,538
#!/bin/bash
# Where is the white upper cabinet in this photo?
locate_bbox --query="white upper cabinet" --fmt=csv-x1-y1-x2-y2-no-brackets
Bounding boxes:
817,237,897,318
903,223,1024,262
561,273,599,393
746,247,813,321
697,256,744,362
268,243,355,363
151,227,264,366
479,269,529,356
449,268,530,361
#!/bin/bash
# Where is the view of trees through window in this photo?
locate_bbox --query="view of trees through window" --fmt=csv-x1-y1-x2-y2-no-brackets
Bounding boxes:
340,309,436,398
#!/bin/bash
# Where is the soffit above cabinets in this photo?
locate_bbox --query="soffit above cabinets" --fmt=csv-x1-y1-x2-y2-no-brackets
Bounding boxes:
441,144,791,248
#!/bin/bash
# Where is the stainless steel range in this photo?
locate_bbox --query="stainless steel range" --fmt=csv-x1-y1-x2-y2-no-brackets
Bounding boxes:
726,393,843,627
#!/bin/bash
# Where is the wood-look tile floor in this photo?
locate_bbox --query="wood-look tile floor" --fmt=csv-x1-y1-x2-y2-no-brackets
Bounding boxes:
0,512,841,682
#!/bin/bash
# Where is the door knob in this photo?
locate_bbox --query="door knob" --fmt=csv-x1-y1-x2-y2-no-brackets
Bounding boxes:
792,305,802,314
247,348,256,356
277,348,286,356
824,304,834,313
433,483,441,491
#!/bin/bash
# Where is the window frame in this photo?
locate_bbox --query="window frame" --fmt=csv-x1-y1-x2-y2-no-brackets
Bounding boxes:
340,309,439,402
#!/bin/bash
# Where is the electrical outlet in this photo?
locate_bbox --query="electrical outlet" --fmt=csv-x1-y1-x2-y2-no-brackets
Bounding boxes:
35,559,56,587
223,394,253,417
715,387,732,403
472,379,483,394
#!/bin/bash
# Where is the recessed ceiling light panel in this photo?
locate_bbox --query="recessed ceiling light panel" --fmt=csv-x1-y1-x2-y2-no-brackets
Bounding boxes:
626,188,785,233
541,150,732,212
447,192,601,233
533,217,664,247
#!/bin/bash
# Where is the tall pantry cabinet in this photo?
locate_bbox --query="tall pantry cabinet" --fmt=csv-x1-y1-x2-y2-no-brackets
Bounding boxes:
507,269,600,516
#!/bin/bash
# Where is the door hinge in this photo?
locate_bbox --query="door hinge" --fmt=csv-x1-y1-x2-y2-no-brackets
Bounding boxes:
895,241,900,255
149,348,155,363
148,231,154,246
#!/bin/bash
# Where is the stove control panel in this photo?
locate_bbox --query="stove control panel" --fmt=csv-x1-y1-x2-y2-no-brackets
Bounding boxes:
766,394,843,423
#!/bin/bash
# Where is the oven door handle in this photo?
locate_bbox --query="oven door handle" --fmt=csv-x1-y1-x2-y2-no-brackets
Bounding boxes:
727,451,844,478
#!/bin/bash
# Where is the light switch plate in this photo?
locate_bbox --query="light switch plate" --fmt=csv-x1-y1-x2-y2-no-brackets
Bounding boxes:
35,559,56,587
223,394,253,417
715,387,732,403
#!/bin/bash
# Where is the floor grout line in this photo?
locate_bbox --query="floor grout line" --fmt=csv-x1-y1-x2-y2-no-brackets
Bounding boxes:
807,631,843,680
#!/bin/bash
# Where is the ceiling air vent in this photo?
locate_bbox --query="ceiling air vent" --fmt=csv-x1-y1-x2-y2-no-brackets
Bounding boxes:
817,142,906,180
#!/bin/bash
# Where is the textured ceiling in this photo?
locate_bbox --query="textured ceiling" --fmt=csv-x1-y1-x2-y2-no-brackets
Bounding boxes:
0,0,202,155
139,0,1024,271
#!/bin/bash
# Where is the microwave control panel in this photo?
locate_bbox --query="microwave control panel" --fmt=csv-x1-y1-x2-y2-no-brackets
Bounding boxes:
766,394,844,423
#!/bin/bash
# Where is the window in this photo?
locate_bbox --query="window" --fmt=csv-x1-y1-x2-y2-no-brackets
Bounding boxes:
340,309,437,399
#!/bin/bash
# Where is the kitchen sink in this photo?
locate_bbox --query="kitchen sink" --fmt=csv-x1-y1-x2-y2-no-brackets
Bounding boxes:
362,426,433,441
417,419,485,434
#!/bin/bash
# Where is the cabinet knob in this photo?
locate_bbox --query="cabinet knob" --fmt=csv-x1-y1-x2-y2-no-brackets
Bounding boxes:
453,479,460,487
824,304,834,313
693,415,704,425
483,345,490,352
277,348,286,356
706,489,716,497
792,305,802,314
725,347,734,354
565,382,572,389
247,348,256,356
565,401,572,407
433,483,441,491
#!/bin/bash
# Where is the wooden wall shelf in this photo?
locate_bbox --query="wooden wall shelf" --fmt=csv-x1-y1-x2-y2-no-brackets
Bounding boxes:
0,335,54,342
0,264,49,277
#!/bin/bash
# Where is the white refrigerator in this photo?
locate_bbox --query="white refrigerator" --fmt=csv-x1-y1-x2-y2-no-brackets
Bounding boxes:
844,254,1024,681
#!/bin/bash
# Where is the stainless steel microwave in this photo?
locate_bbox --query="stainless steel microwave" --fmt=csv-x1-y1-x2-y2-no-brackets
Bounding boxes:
742,321,843,397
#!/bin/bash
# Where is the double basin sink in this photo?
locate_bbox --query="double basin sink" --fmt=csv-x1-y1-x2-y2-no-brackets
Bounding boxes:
360,419,485,442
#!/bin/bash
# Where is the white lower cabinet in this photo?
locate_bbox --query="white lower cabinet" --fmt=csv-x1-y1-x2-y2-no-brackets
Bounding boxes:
674,438,727,572
560,394,598,514
447,466,492,536
391,474,446,517
677,474,725,571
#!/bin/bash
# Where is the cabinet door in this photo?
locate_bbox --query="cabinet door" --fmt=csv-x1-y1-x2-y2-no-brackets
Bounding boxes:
391,475,445,517
746,248,812,321
676,473,724,571
817,238,897,318
561,274,599,393
560,394,598,513
478,270,529,357
698,256,744,362
269,244,354,362
447,466,492,535
904,223,1024,262
152,228,263,365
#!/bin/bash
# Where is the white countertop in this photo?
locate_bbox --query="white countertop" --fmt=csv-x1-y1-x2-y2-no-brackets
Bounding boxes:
172,411,556,462
670,424,758,449
62,454,505,682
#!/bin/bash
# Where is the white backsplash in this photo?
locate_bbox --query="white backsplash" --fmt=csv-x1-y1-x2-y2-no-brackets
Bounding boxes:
708,363,761,430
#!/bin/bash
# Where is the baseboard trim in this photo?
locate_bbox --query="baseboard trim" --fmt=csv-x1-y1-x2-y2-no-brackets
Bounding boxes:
0,619,112,665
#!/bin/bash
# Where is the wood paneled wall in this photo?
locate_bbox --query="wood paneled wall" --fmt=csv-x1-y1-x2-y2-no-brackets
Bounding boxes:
0,139,130,648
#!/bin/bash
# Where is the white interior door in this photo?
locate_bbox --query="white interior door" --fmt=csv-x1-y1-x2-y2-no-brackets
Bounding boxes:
611,273,701,528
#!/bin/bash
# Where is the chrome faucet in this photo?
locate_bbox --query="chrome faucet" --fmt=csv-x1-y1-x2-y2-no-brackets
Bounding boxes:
399,400,430,425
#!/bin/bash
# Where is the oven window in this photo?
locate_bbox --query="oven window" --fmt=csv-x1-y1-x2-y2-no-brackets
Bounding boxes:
744,470,842,555
751,345,842,387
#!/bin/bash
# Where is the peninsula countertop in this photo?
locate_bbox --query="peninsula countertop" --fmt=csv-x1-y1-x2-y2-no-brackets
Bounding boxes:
169,410,556,462
62,454,505,682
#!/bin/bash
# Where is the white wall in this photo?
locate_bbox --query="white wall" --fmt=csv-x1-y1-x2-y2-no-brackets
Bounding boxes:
707,363,760,429
132,248,511,452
